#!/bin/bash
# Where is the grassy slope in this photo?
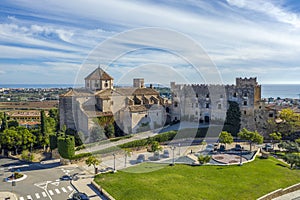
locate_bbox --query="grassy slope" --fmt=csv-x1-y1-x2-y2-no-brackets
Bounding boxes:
94,158,300,200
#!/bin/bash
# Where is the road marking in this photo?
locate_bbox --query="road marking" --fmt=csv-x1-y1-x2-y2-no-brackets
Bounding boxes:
35,193,40,199
42,192,47,197
55,188,61,194
67,186,73,191
61,187,67,193
26,195,32,200
19,197,24,200
51,181,60,186
48,190,54,195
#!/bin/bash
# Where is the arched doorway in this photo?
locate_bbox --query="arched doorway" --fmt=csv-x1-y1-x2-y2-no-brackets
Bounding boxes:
204,116,210,123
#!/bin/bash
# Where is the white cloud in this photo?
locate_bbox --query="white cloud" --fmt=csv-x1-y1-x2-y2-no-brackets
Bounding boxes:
227,0,300,28
2,0,300,83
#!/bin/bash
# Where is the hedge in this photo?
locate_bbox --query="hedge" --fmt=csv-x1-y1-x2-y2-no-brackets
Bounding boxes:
70,152,92,160
58,135,75,159
118,131,177,149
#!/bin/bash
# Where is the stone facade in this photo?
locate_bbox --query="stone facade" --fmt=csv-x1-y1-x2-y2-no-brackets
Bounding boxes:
170,77,261,131
59,67,167,136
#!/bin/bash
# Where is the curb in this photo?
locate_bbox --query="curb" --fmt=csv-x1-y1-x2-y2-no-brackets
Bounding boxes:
91,180,115,200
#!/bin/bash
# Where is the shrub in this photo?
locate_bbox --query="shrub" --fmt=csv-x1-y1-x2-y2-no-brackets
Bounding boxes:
71,152,92,160
21,150,34,162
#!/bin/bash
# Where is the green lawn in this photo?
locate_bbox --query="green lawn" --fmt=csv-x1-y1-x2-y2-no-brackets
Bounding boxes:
94,158,300,200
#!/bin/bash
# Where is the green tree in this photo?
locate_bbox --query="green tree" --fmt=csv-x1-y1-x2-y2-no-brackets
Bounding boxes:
1,112,8,131
150,141,162,153
223,101,241,137
40,110,50,151
295,138,300,145
57,135,75,159
65,128,83,146
278,141,299,153
40,110,46,136
0,129,22,154
238,128,263,151
219,131,233,149
198,155,211,165
269,132,281,149
283,153,300,169
16,127,36,151
85,155,101,174
268,108,300,136
104,123,115,139
49,133,57,151
96,116,115,138
8,120,19,128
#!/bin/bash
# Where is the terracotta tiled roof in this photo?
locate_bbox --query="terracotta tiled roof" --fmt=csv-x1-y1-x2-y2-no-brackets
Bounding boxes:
95,88,159,99
128,105,150,112
82,104,113,117
60,88,94,97
128,104,162,112
85,67,113,80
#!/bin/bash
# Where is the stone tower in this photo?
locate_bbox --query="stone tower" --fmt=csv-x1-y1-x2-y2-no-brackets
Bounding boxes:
85,66,114,91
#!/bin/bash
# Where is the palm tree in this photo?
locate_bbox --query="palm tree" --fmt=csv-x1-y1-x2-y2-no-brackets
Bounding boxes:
85,155,101,174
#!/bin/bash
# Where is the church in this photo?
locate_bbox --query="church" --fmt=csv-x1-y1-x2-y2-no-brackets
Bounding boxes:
59,67,167,138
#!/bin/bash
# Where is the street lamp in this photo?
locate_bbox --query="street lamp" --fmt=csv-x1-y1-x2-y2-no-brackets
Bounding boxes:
170,146,176,166
178,143,181,156
113,154,116,172
239,149,243,166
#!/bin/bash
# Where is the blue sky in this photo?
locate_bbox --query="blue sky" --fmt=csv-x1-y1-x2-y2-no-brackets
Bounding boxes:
1,0,300,85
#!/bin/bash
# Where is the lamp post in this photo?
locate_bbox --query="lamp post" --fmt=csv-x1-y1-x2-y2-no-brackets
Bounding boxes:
113,154,116,172
239,149,243,166
170,146,176,166
178,143,181,156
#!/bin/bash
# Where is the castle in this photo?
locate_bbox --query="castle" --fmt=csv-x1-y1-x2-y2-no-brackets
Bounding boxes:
59,67,264,139
59,67,167,137
170,77,262,131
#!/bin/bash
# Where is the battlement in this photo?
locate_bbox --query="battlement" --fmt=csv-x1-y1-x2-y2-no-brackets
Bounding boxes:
236,77,258,87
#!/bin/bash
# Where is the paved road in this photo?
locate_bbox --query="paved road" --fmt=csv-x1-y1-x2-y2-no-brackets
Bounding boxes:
0,158,105,200
78,122,222,155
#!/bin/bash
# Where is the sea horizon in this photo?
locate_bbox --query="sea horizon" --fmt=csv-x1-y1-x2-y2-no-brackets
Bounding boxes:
1,83,300,99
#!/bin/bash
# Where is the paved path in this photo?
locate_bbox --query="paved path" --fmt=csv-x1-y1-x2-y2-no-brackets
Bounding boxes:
77,122,221,155
0,192,17,200
273,190,300,200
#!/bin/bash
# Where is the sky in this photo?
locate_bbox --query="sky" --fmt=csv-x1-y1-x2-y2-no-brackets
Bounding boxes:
1,0,300,85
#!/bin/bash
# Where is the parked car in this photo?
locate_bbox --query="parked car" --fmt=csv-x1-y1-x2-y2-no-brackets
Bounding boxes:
204,144,214,152
60,175,72,181
162,150,170,158
264,143,273,152
153,152,160,160
72,192,89,200
136,154,145,163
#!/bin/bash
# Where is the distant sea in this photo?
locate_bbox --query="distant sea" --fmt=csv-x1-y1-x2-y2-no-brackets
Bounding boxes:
0,84,300,99
262,84,300,99
0,84,83,89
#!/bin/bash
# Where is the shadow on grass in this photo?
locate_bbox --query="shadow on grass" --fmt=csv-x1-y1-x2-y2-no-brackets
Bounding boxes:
276,163,288,168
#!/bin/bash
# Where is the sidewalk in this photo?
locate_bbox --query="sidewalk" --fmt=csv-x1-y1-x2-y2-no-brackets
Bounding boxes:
72,177,106,200
0,192,17,200
273,189,300,200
